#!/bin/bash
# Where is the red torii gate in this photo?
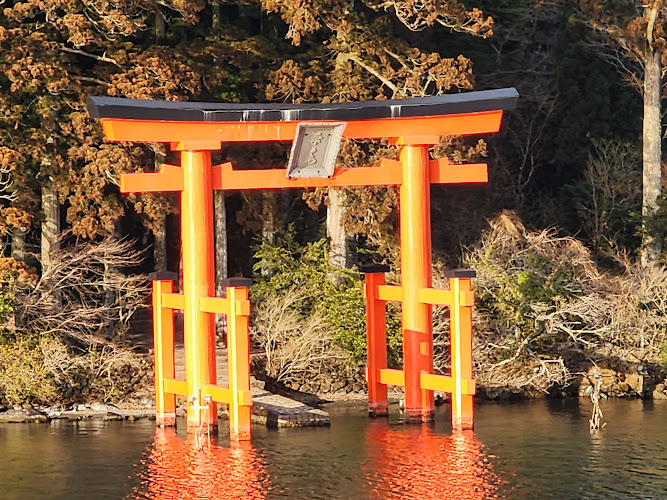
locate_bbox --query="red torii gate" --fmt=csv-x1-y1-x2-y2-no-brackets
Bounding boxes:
87,88,517,441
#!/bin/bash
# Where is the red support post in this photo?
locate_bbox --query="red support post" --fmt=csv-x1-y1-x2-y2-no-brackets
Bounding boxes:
364,270,389,417
180,149,218,434
152,279,176,427
449,272,475,430
399,142,434,423
226,286,252,441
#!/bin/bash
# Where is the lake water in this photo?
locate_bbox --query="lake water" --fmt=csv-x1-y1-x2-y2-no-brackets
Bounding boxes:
1,398,666,499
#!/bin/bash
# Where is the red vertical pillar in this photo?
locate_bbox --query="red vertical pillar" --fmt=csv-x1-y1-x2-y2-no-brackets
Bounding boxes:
226,285,252,441
448,269,476,430
151,276,176,427
180,149,218,433
364,267,389,417
398,143,434,423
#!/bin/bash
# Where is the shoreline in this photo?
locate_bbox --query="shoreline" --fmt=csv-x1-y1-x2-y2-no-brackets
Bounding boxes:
1,385,662,425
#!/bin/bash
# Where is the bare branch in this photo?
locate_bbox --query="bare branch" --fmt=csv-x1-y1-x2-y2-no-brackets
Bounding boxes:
21,236,149,347
341,53,399,94
59,46,120,67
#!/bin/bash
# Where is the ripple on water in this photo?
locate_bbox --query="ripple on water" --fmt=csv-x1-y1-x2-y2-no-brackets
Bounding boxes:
131,430,270,499
2,399,667,499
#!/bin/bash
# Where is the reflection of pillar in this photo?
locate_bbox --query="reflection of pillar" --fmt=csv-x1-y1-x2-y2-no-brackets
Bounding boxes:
364,422,497,499
181,150,218,433
143,429,268,498
399,144,434,422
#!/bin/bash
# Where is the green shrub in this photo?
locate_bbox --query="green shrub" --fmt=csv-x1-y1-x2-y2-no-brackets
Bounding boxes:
251,226,402,364
0,284,14,325
660,341,667,373
0,333,59,404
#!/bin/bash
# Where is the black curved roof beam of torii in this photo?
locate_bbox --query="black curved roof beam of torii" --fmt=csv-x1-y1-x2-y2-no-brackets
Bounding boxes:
86,88,518,145
88,88,518,124
87,88,518,191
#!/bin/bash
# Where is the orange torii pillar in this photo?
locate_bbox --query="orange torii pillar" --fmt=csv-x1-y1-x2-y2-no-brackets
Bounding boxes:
364,267,476,429
87,88,517,436
124,144,254,440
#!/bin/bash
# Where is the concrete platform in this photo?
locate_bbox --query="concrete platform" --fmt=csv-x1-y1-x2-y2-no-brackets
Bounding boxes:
174,346,329,428
250,390,330,428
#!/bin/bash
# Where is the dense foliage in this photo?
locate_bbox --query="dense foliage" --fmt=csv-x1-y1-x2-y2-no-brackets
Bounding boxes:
0,1,666,400
251,227,402,365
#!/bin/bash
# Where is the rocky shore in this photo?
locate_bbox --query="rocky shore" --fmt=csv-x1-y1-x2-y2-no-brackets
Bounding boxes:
0,402,156,423
274,362,667,402
2,362,667,426
0,389,332,429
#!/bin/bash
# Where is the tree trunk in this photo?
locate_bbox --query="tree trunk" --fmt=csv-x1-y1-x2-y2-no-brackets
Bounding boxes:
212,1,221,31
41,180,60,303
11,229,27,327
153,215,167,272
327,188,349,268
155,8,165,39
104,221,122,338
214,190,228,337
153,155,168,272
11,229,26,263
641,48,663,269
261,191,278,276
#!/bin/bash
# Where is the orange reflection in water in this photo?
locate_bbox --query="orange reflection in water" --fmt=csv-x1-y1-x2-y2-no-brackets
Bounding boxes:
364,421,503,500
133,429,268,499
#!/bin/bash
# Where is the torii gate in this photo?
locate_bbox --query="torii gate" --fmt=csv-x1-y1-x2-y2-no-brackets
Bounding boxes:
87,88,518,441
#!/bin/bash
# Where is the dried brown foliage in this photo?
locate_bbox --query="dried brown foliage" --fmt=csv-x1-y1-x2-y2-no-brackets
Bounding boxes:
251,287,348,385
265,60,325,103
0,257,39,286
0,1,267,244
261,0,487,264
367,0,492,36
21,236,149,345
106,47,201,100
262,0,492,46
577,1,667,86
438,212,667,395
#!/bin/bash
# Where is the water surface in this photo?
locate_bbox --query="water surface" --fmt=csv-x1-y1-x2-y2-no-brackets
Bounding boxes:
1,399,665,499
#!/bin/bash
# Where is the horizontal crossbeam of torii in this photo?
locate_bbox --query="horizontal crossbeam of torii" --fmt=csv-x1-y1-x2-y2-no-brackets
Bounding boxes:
87,88,518,441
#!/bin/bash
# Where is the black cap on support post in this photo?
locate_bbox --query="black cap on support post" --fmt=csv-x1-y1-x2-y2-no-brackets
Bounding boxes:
445,268,477,279
359,264,391,274
220,277,253,298
222,277,253,289
148,271,178,282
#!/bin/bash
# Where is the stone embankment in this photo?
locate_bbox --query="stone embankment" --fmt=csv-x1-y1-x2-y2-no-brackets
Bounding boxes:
277,369,369,396
577,367,648,398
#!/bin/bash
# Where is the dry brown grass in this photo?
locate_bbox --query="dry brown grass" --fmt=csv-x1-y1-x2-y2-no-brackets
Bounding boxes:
251,287,348,386
0,236,150,403
432,211,667,395
21,236,149,346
